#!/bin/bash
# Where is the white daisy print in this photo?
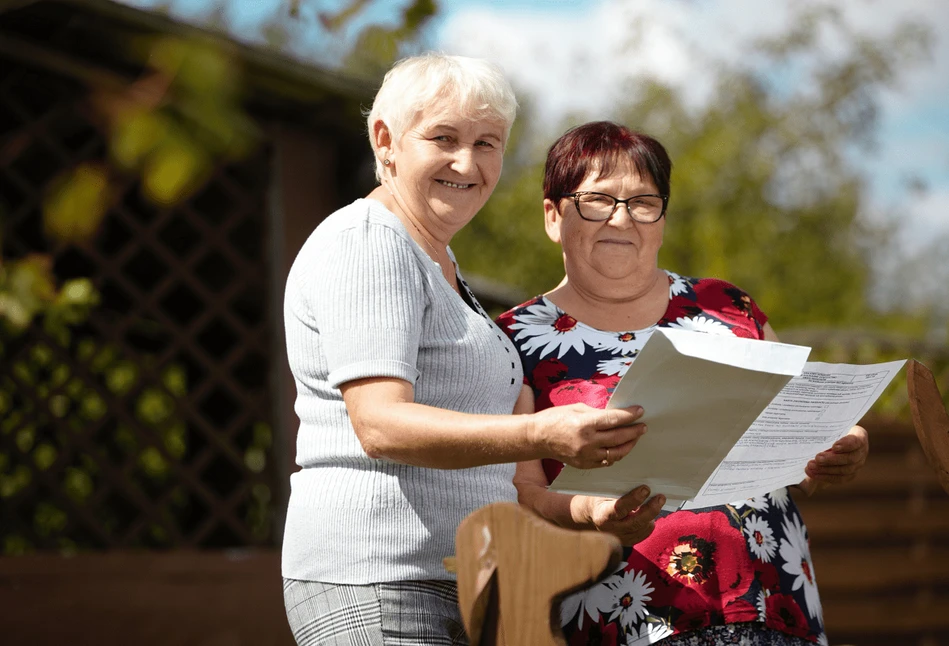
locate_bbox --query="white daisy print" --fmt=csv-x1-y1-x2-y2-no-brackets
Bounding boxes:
559,563,625,628
667,315,732,335
817,633,829,646
769,487,790,511
605,569,653,629
626,617,674,645
730,496,770,512
597,355,635,377
756,590,767,621
743,515,777,562
668,271,691,296
593,330,647,356
779,514,823,621
508,300,588,359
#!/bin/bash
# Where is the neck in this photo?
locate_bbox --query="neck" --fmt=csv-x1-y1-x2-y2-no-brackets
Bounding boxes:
547,267,668,332
367,186,457,289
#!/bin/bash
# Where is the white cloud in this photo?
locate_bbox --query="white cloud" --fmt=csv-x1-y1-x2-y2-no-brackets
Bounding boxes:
437,0,703,126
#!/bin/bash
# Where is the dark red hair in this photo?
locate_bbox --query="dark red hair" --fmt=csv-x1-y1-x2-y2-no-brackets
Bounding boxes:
543,121,672,205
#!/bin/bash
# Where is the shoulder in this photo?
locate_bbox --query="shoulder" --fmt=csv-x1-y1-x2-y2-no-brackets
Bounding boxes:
291,199,417,272
495,295,549,335
308,199,410,249
663,271,769,338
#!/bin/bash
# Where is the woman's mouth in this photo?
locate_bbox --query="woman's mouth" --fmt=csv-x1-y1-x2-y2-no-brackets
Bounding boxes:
436,179,474,189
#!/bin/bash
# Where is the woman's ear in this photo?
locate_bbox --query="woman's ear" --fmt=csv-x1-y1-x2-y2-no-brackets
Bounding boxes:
544,198,562,244
372,119,394,164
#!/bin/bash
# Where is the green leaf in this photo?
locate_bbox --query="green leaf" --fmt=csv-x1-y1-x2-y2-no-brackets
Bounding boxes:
43,164,111,244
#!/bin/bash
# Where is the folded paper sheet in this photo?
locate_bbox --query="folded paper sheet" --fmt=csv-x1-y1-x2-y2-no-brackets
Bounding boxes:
548,328,905,505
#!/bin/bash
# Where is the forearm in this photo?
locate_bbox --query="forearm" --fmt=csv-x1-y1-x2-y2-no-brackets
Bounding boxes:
342,378,646,470
516,478,593,530
353,399,543,468
514,459,596,530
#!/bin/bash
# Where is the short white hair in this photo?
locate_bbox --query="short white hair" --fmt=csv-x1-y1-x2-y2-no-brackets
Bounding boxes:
366,52,518,181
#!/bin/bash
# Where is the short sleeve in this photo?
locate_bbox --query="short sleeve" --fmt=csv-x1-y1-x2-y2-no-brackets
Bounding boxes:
306,220,425,388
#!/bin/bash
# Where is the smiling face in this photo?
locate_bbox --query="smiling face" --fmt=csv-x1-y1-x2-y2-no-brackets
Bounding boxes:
545,158,665,288
374,98,506,236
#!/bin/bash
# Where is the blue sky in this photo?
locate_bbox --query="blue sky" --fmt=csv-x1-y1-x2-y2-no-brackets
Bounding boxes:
123,0,948,261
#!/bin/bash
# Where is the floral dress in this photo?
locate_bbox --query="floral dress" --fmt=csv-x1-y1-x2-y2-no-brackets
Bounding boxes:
496,271,826,646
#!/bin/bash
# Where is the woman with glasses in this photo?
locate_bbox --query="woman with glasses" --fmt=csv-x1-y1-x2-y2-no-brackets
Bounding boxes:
496,121,868,645
281,61,650,646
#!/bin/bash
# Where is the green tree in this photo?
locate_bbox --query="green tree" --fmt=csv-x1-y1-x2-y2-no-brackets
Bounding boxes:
453,6,936,332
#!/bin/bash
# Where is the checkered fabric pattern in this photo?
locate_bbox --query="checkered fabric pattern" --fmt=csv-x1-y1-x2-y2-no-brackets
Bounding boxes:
284,578,469,645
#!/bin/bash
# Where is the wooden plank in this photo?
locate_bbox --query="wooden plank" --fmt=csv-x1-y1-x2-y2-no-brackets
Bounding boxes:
811,546,949,592
0,550,294,646
823,596,949,633
796,498,949,539
824,452,944,494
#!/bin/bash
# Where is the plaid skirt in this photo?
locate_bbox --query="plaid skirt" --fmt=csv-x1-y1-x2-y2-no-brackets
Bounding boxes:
283,578,469,646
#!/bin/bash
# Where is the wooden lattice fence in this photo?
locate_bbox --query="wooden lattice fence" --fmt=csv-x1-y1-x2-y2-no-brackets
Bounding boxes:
0,58,279,553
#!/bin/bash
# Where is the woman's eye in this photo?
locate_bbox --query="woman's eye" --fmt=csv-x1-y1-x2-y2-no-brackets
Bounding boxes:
584,195,613,206
432,135,452,143
475,140,495,148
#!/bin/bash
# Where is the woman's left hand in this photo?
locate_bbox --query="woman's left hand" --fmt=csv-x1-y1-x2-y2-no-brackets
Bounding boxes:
585,486,665,545
797,425,869,495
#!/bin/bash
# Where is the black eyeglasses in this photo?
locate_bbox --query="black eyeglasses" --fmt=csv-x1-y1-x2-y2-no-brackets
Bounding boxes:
560,191,668,223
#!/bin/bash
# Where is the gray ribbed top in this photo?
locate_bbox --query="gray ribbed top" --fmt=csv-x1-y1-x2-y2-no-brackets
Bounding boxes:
281,198,522,584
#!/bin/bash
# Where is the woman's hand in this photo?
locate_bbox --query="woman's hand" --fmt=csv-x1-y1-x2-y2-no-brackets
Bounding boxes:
583,486,665,545
514,461,663,545
797,425,869,496
530,403,647,469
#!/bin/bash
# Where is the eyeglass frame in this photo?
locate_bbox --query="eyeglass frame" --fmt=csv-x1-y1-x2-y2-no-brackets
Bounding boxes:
558,191,669,223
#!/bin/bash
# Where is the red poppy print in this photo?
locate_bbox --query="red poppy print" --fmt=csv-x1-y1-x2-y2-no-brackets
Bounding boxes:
754,560,780,590
533,358,570,389
633,512,753,607
765,593,811,638
554,313,578,332
546,379,612,409
723,598,760,624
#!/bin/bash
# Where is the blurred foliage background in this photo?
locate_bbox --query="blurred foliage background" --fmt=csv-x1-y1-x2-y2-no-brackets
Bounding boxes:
454,5,944,341
1,0,947,555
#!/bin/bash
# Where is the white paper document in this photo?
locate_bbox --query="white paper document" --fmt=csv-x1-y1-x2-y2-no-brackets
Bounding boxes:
548,328,905,506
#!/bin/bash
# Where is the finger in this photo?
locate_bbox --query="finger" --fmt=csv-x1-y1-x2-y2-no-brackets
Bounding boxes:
597,425,648,460
614,486,650,517
597,406,645,429
815,450,865,467
804,470,857,486
832,427,869,452
828,437,863,454
627,494,666,520
805,463,861,487
806,460,861,476
616,496,665,544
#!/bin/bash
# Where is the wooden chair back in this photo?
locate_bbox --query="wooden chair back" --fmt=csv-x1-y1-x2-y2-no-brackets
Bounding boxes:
453,502,622,646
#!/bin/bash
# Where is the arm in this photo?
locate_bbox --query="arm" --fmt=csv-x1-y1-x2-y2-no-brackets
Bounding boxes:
315,219,646,471
510,387,663,546
764,323,869,495
340,379,647,470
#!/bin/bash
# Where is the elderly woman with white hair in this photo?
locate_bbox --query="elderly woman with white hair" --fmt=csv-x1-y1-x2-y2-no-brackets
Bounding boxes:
280,54,659,645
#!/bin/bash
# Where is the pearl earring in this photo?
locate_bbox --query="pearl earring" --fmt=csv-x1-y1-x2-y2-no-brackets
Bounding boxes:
383,159,391,166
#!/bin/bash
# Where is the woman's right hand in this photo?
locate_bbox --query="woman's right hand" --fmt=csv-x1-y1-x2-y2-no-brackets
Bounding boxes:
530,403,647,469
583,486,665,545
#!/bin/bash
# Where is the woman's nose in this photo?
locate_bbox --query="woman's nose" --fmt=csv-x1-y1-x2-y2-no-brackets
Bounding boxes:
608,203,636,228
450,146,476,173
